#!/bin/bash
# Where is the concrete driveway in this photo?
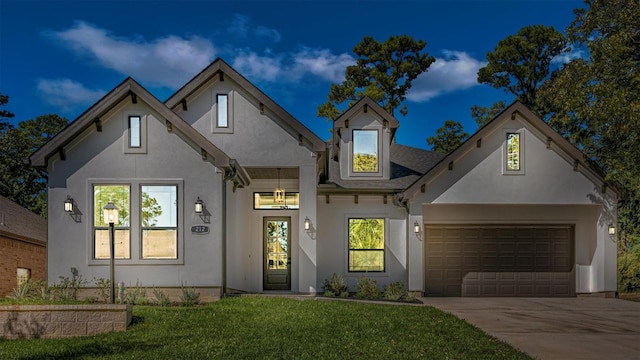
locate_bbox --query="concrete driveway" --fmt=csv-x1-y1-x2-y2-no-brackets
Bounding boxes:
420,297,640,360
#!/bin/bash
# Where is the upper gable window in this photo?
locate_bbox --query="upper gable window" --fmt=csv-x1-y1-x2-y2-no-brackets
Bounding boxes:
503,130,525,175
353,130,379,173
217,94,228,127
213,92,234,133
125,114,147,154
129,116,141,148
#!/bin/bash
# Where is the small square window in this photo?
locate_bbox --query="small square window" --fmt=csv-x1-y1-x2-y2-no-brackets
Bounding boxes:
17,268,30,285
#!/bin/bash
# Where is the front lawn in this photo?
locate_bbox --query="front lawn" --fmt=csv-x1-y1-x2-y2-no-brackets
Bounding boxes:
0,296,531,359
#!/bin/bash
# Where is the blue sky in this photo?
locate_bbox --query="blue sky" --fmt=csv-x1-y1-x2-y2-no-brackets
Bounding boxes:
0,0,585,149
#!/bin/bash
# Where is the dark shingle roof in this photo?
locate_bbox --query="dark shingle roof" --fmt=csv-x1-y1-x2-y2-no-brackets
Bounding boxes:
0,195,47,244
324,143,445,191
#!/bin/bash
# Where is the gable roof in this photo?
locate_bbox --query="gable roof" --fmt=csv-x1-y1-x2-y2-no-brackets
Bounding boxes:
400,101,619,200
321,143,444,193
331,96,400,160
30,78,244,177
165,58,326,152
0,195,46,245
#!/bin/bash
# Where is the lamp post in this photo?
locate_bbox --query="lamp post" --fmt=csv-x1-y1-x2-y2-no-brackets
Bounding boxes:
103,202,119,304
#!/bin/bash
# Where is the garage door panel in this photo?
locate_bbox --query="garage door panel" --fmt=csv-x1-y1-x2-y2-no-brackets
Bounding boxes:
425,225,574,297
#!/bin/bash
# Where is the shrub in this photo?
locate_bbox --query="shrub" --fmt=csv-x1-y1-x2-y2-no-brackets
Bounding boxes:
383,281,407,301
180,283,200,306
51,275,87,301
355,276,380,299
322,273,349,297
94,277,111,303
153,287,172,306
125,281,149,305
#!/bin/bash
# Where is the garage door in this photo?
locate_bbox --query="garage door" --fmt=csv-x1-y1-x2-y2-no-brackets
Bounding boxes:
424,225,574,297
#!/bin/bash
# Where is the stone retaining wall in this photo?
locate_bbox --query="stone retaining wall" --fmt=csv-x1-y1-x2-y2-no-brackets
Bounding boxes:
0,304,132,339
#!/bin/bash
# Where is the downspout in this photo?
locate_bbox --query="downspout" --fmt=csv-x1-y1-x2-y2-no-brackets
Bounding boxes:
221,167,237,297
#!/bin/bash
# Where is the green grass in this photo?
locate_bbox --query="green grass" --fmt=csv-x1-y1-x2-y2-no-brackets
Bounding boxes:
0,296,532,359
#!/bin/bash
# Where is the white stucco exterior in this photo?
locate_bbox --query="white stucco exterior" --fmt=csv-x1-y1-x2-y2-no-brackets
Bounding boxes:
34,60,618,299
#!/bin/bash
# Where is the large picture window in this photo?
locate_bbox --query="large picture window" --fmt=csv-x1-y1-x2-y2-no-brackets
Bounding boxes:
348,218,385,272
353,130,379,173
93,185,131,259
141,185,178,259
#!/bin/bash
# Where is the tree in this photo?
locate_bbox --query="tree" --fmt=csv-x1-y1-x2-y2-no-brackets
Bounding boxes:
470,100,507,128
537,0,640,292
426,120,469,154
0,114,68,216
477,25,569,113
317,35,435,120
0,93,14,132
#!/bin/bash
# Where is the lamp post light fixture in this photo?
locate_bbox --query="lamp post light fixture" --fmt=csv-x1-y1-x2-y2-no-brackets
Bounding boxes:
608,224,617,236
304,217,311,231
414,221,421,234
102,202,119,304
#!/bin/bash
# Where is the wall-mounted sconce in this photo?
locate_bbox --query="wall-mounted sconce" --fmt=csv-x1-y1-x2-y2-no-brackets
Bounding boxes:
64,195,82,223
194,197,210,224
608,224,617,236
64,196,74,213
303,216,315,240
195,197,204,214
414,221,422,241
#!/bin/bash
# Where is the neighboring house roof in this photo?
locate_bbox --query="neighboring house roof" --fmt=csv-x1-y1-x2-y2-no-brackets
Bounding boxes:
0,195,46,245
165,58,326,153
401,101,619,200
29,77,249,186
322,143,444,193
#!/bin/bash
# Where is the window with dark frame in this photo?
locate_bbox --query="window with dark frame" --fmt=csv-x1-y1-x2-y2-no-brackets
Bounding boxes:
93,184,131,259
348,218,385,272
217,94,228,128
141,185,178,259
129,116,141,148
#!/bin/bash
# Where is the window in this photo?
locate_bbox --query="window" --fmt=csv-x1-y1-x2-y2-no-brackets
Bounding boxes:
506,133,520,171
348,218,385,272
353,130,379,173
217,94,228,128
17,268,30,285
141,185,178,259
93,185,131,259
254,192,300,210
129,116,141,148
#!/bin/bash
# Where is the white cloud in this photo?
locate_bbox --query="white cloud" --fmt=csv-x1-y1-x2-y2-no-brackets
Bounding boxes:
552,47,586,64
232,51,284,82
406,50,486,102
36,78,105,111
228,14,249,38
255,26,281,43
46,21,215,88
292,48,354,83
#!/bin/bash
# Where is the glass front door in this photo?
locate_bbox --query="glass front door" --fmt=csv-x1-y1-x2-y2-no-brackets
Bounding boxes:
263,217,291,290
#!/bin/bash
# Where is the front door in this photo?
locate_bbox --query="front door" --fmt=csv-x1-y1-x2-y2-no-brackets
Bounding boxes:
263,217,291,290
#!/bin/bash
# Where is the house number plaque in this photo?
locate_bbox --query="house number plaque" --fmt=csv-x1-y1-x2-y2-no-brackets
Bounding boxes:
191,225,210,234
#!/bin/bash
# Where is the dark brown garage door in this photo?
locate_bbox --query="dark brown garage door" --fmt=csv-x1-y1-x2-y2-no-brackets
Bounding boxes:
424,225,574,297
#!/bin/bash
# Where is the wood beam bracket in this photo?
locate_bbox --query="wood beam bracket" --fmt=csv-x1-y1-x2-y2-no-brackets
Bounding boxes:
94,118,102,132
259,103,265,114
166,120,173,133
201,148,208,161
58,147,66,161
130,92,137,104
181,99,188,111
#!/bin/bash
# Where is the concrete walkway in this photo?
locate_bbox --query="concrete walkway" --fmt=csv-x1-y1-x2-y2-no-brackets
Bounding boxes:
420,297,640,360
